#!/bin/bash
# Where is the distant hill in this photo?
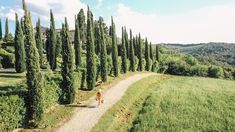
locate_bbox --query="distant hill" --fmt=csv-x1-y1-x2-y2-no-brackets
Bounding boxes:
161,43,235,67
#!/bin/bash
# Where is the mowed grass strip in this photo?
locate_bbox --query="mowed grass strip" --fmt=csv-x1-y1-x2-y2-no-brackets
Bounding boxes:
92,74,171,132
131,76,235,131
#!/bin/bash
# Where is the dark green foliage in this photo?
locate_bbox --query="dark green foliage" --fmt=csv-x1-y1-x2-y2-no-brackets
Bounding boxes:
150,43,153,60
111,17,119,77
121,27,127,73
94,21,101,55
74,17,82,68
150,43,155,72
49,10,57,71
190,65,208,77
156,45,160,62
208,66,224,78
86,7,96,89
138,33,143,71
80,69,86,89
14,13,26,73
23,0,44,126
129,29,135,72
124,28,129,59
0,48,14,68
61,19,75,104
0,19,2,40
45,28,50,62
78,9,86,49
35,18,44,67
184,55,198,66
99,17,108,82
56,33,62,57
144,38,150,71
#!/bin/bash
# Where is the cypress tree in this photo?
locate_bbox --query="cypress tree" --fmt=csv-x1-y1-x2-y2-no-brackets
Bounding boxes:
129,29,135,72
86,7,96,89
133,36,136,56
35,18,44,67
20,18,25,34
22,0,43,126
111,16,119,77
0,19,2,40
45,28,50,62
156,45,160,62
145,38,150,71
121,27,127,73
94,21,101,55
61,18,75,104
49,9,57,71
150,42,153,60
78,9,86,49
74,16,82,68
99,17,108,82
124,27,129,59
4,17,9,41
14,13,26,73
56,33,62,57
138,33,143,71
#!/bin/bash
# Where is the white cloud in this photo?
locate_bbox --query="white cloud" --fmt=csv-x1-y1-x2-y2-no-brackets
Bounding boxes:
0,0,87,28
113,3,235,43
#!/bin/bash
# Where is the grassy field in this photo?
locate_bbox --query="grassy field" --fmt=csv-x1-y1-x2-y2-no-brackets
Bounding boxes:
92,75,235,132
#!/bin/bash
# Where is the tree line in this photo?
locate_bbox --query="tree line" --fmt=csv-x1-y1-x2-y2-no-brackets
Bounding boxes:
0,0,161,127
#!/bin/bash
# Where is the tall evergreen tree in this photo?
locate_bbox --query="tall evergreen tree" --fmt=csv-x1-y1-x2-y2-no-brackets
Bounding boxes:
0,19,2,40
45,28,50,62
35,18,44,67
4,17,9,41
56,33,62,57
86,7,96,89
78,9,86,49
124,27,129,59
14,13,26,73
156,45,160,62
49,9,57,70
61,18,75,104
138,33,143,71
94,21,101,55
133,36,136,56
99,17,108,82
129,29,135,72
74,16,82,67
121,27,127,73
20,18,25,33
150,42,153,60
111,16,119,77
145,38,150,71
22,0,43,126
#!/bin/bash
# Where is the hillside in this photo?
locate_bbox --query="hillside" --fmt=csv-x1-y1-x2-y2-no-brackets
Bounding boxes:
92,75,235,131
162,43,235,67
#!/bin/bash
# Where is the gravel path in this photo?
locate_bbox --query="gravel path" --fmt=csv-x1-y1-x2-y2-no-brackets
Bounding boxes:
57,73,155,132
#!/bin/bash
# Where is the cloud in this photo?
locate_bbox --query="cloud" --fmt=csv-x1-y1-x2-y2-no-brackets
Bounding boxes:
0,0,87,28
113,3,235,43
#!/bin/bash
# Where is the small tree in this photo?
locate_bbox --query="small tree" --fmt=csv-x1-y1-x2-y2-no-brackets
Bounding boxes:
145,38,150,71
86,7,96,89
35,18,44,67
22,0,44,126
129,29,135,72
121,27,127,73
99,17,108,82
111,16,119,77
61,18,75,104
14,13,26,73
138,33,143,71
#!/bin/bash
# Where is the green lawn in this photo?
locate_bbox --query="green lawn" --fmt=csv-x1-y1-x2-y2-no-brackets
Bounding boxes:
92,75,235,132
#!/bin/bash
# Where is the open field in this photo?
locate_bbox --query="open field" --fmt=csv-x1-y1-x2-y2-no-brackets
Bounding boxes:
92,75,235,131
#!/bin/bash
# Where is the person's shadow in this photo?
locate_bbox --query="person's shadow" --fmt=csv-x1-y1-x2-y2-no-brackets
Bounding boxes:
65,104,97,108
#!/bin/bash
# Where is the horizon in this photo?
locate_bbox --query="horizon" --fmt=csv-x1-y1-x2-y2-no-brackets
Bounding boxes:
0,0,235,44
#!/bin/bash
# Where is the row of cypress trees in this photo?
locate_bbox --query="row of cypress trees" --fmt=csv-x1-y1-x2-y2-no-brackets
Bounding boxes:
12,0,161,127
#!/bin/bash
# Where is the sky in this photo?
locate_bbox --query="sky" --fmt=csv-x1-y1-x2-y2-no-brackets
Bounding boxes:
0,0,235,44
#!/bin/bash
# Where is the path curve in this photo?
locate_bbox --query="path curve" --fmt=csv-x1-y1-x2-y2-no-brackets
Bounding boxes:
57,73,155,132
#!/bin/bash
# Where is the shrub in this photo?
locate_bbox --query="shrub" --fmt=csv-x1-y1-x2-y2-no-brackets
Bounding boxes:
184,55,198,66
165,60,190,76
0,48,14,68
190,65,208,77
208,66,224,78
